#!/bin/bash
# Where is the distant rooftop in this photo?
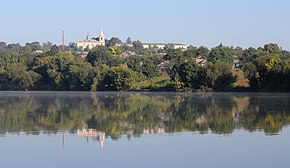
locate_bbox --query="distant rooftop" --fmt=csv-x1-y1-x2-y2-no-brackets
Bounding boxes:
143,43,187,46
77,39,98,43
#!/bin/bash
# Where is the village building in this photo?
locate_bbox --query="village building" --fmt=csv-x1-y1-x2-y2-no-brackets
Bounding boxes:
195,56,207,66
77,31,105,50
126,42,188,49
142,43,188,49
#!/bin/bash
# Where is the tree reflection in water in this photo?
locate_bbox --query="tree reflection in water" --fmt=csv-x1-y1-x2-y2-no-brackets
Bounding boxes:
0,92,289,141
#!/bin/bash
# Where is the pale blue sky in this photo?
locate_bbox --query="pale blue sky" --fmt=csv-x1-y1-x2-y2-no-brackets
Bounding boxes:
0,0,289,49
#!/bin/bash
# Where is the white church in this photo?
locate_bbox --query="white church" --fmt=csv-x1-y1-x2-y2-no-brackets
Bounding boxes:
77,31,105,49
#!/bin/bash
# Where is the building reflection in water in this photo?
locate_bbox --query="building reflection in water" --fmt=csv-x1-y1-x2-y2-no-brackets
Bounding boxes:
76,127,165,148
77,129,105,148
143,128,165,134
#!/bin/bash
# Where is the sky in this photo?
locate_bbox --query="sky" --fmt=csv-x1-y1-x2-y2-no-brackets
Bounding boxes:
0,0,289,49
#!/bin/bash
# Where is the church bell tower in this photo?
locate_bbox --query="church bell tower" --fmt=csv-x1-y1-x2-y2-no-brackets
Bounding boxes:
99,31,105,46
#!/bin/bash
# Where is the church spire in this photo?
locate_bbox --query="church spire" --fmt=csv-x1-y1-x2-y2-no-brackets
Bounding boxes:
99,31,105,46
86,33,90,40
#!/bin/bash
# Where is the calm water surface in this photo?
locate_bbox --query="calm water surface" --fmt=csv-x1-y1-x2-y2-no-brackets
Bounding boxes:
0,92,289,168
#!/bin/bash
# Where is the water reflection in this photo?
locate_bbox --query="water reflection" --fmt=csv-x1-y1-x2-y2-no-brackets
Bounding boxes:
77,129,105,148
0,92,289,143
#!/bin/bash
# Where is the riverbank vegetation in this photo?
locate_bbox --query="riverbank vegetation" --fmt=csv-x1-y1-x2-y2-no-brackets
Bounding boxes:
0,40,289,91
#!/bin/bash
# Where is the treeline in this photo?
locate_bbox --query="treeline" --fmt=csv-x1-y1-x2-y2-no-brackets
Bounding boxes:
0,93,289,137
0,41,289,91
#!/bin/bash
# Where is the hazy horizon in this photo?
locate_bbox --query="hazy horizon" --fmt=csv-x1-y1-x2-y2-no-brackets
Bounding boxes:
1,0,289,50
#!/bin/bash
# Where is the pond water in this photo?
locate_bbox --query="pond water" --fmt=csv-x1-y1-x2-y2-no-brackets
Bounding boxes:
0,92,289,168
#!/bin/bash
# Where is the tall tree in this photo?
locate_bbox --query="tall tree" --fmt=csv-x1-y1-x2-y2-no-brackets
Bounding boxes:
99,66,144,91
126,37,132,44
133,40,144,54
108,37,122,46
208,45,235,64
86,46,113,66
171,60,206,91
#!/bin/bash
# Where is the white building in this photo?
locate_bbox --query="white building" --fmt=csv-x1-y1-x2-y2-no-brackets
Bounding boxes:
77,31,105,50
126,43,188,50
142,43,188,49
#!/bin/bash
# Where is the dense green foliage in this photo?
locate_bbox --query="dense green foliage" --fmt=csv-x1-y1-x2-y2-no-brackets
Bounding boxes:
0,41,289,91
125,55,161,78
171,60,206,91
243,44,290,91
99,66,144,91
208,44,235,64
